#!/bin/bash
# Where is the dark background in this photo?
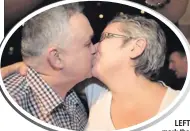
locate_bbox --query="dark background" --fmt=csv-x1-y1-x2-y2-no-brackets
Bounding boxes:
2,0,186,90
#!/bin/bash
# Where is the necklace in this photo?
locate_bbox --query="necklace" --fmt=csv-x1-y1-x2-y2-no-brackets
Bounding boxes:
145,0,171,9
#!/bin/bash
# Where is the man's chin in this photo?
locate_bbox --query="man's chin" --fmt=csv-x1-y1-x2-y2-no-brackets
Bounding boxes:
91,70,99,79
91,65,101,79
86,72,93,79
176,73,182,79
87,75,93,79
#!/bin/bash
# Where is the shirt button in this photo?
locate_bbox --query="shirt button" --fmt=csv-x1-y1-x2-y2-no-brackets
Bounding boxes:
76,103,79,107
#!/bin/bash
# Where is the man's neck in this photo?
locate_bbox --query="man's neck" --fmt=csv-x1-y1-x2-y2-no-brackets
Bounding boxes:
30,63,77,99
40,74,77,99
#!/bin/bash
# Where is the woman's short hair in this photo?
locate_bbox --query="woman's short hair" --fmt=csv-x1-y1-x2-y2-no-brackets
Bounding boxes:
109,14,166,80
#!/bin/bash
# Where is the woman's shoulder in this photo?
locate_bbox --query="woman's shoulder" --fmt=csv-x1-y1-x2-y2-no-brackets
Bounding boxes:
158,81,180,97
166,87,180,96
158,81,180,112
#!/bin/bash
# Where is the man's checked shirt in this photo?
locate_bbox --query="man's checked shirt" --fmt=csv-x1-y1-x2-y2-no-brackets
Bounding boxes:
3,67,88,131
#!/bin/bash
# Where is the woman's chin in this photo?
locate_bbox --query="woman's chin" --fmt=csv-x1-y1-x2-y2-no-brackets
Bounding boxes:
91,66,100,79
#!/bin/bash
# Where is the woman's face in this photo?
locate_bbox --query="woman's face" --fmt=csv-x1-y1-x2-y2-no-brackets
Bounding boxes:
92,22,132,79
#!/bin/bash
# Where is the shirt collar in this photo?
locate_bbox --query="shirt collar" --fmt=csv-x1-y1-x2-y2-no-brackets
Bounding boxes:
26,67,64,115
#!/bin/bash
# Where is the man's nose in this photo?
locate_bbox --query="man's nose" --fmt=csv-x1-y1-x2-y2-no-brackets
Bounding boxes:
91,42,100,55
169,63,173,70
94,42,99,49
94,42,100,52
91,43,96,55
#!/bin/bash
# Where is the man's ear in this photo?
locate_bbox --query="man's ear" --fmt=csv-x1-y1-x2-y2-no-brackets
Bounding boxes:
129,38,147,59
47,47,64,70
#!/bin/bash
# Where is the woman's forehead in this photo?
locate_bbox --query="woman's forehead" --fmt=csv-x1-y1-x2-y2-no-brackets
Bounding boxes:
104,22,122,33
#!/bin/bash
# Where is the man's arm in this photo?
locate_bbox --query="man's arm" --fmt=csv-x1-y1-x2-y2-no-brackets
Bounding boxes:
0,62,27,79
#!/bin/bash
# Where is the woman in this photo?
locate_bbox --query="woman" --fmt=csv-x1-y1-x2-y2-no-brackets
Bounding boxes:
84,14,180,130
1,14,180,130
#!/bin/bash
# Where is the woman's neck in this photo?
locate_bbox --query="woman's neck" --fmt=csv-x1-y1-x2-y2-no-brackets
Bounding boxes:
108,73,167,129
103,70,167,106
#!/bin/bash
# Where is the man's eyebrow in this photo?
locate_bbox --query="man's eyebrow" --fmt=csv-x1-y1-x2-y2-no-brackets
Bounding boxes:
169,59,174,62
85,34,94,44
85,32,94,44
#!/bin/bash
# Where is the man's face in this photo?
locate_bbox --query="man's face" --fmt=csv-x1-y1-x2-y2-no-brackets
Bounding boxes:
59,13,95,82
169,51,187,78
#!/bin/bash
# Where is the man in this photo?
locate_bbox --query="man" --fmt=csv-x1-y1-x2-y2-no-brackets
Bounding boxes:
2,3,96,131
1,6,182,130
169,50,187,79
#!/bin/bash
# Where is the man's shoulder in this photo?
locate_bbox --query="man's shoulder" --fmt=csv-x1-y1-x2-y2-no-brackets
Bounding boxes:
3,72,31,105
3,72,25,84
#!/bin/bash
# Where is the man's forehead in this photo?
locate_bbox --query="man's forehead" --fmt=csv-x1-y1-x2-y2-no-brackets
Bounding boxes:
172,52,184,58
81,27,94,42
70,13,91,29
170,52,183,62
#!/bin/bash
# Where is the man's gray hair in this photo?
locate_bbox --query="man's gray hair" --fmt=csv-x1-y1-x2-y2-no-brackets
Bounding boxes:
21,3,83,58
109,14,166,80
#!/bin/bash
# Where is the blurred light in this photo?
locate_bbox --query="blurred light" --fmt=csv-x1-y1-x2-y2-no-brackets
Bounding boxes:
9,47,14,51
120,12,124,16
97,2,101,6
8,47,14,55
99,14,104,19
140,10,145,14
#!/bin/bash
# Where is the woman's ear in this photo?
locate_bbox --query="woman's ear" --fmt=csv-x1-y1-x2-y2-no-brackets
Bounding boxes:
129,38,147,59
47,47,64,70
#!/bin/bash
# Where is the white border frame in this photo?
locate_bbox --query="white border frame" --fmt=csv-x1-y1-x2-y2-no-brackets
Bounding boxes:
0,0,190,131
